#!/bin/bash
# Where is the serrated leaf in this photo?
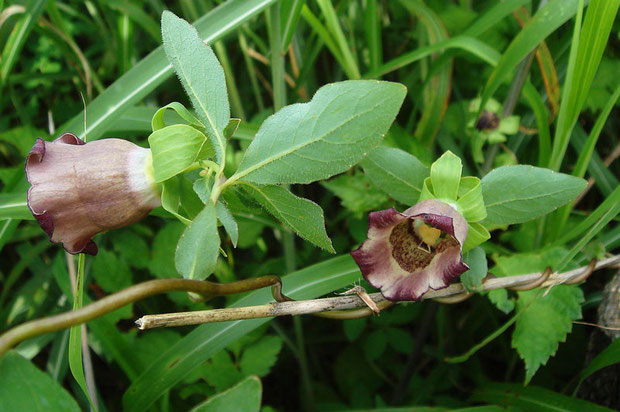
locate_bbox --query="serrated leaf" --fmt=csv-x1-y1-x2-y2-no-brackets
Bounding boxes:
161,11,229,161
513,286,584,384
481,165,587,226
202,351,243,393
92,249,132,292
240,335,283,377
0,352,80,412
191,376,262,412
233,80,406,184
360,146,428,205
240,183,334,252
487,289,515,314
321,173,388,216
175,203,220,280
149,124,213,182
111,230,150,269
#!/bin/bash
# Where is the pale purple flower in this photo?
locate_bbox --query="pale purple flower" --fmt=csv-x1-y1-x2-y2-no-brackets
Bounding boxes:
25,133,161,255
351,199,469,301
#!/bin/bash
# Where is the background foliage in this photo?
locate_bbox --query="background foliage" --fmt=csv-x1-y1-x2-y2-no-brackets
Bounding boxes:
0,0,618,411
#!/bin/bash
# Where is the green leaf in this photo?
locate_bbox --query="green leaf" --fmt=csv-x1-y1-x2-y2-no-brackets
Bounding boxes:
216,201,239,247
461,247,487,292
123,255,361,411
232,80,406,185
360,146,429,205
151,102,204,131
92,249,132,292
513,286,584,383
321,173,389,217
201,351,243,392
470,382,614,412
578,338,620,390
430,151,462,202
240,183,334,253
175,203,220,280
481,165,587,226
0,352,80,412
190,376,262,412
223,118,241,141
110,230,150,269
161,11,230,161
62,0,276,141
149,124,213,182
0,192,31,220
150,222,186,279
240,335,283,377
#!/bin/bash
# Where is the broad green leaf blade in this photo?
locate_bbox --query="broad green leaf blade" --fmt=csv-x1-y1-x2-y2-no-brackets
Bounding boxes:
62,0,276,141
175,202,220,280
360,146,429,205
478,0,581,117
161,11,229,161
578,337,620,389
190,375,262,412
0,352,80,412
241,183,334,253
148,124,212,182
481,165,587,226
123,255,361,412
470,382,613,412
0,192,32,220
233,80,406,184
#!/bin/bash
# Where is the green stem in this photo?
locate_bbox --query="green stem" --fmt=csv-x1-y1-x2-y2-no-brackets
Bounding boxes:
0,276,286,359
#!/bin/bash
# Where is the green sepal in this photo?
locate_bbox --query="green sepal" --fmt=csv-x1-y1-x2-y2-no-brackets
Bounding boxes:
418,177,434,202
456,176,487,222
430,151,462,202
152,102,204,132
149,124,214,182
463,221,490,252
161,176,191,225
499,115,520,134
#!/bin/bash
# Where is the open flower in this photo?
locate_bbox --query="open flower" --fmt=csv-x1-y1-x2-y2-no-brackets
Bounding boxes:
25,133,161,255
351,199,469,301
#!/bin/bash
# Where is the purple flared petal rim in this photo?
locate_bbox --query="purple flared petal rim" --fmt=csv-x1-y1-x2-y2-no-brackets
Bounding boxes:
25,135,97,255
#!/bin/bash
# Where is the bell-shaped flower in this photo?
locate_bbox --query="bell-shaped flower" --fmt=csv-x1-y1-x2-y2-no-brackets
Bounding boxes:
25,133,161,255
351,199,469,301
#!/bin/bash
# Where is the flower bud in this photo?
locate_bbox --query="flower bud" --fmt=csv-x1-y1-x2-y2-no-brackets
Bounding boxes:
25,133,161,255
